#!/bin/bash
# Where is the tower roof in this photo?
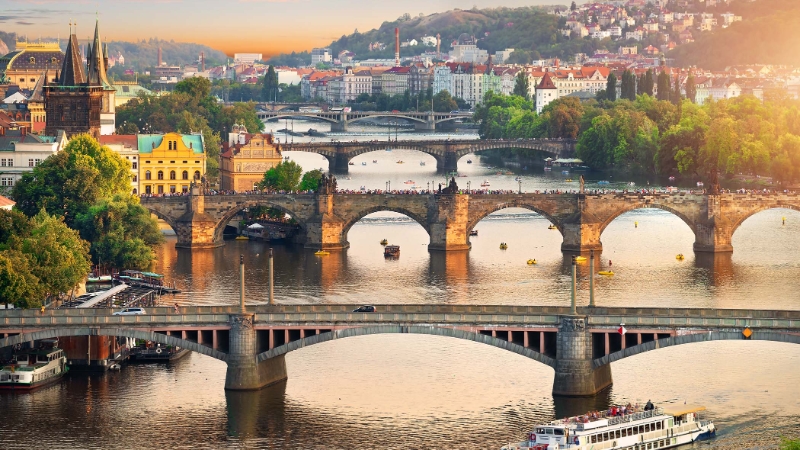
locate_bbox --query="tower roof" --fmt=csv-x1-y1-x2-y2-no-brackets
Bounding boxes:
58,33,86,86
537,72,557,89
86,19,112,88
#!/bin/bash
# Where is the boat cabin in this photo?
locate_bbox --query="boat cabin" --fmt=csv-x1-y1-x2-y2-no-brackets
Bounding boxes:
530,426,568,448
384,245,400,258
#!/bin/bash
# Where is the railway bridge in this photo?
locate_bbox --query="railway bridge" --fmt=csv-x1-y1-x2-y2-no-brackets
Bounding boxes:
1,305,798,396
280,138,575,172
140,187,800,252
258,110,473,133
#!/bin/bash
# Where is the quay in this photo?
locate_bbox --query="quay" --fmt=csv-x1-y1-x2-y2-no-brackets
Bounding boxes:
1,304,799,395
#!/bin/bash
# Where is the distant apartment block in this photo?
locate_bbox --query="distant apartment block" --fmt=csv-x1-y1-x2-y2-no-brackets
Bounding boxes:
234,53,263,64
311,48,332,65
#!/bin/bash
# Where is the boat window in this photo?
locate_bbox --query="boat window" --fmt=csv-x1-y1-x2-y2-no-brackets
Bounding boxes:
604,432,610,441
545,428,554,435
616,429,621,439
657,421,663,430
622,428,628,437
638,425,644,434
535,428,546,434
591,435,597,444
645,424,650,432
553,429,564,436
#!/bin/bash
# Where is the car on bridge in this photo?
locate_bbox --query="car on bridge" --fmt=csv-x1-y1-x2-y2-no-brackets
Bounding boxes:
353,305,376,313
113,307,147,316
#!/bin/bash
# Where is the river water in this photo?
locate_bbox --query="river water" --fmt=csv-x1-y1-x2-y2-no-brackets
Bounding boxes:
2,122,799,449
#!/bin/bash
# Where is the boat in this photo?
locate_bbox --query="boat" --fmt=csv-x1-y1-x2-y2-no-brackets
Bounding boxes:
307,128,326,137
598,270,614,276
396,160,404,164
362,162,367,166
565,178,574,182
527,259,537,265
548,225,557,230
404,180,415,184
373,160,378,163
697,181,704,187
380,239,388,245
481,180,491,187
544,167,552,171
562,170,570,175
384,245,400,258
515,177,523,182
574,256,587,262
235,235,249,240
501,403,715,450
0,340,68,390
349,162,355,166
597,180,610,185
469,230,478,236
467,159,473,164
420,161,426,166
86,274,113,283
314,250,330,256
499,243,508,249
130,343,190,362
676,254,685,260
628,182,636,187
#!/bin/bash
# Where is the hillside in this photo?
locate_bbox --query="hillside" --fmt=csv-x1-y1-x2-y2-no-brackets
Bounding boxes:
269,6,609,65
670,0,800,69
105,39,227,69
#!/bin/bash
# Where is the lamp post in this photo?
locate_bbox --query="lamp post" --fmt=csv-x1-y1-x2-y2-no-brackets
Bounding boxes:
518,179,522,194
571,255,577,314
388,180,391,192
467,181,471,192
427,181,430,193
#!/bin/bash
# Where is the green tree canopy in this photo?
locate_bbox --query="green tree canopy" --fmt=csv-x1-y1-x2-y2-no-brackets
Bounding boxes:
0,249,43,308
513,71,530,100
299,169,324,191
257,160,304,191
11,134,131,227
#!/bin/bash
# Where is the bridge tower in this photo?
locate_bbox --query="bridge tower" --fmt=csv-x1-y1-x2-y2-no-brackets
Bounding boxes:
175,184,223,249
429,188,471,251
552,316,612,397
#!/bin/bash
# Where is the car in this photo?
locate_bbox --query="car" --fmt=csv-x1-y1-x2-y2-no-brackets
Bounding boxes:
113,307,147,316
451,110,460,113
353,305,376,313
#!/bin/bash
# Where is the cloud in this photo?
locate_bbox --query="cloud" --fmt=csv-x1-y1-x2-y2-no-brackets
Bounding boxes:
16,21,35,25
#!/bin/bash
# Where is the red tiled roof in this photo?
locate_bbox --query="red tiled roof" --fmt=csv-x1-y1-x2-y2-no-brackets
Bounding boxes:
99,135,139,150
537,72,557,89
0,195,15,209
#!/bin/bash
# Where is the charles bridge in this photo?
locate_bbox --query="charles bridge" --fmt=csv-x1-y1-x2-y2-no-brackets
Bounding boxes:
257,110,473,133
139,186,800,253
1,304,798,395
278,138,576,172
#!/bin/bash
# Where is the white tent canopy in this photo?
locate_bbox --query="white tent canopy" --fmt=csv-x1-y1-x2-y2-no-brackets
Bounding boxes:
247,223,264,229
554,158,584,164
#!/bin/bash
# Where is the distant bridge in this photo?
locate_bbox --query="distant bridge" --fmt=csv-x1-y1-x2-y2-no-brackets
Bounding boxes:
280,138,576,172
2,305,798,395
258,110,474,132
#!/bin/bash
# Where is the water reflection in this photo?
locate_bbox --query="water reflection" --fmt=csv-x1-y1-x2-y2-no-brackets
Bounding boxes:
226,381,287,438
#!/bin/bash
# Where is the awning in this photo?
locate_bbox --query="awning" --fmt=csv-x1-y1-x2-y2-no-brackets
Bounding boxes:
661,404,706,417
247,223,264,229
554,158,584,164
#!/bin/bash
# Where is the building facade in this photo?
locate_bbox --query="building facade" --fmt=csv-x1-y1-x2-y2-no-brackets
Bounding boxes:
0,41,63,90
220,124,282,191
138,132,205,195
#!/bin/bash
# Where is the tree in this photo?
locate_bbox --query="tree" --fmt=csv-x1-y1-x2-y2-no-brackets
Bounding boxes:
432,90,459,112
19,210,91,301
605,73,617,101
671,77,682,106
685,73,697,103
0,250,43,309
257,160,303,191
541,97,583,139
299,169,324,191
0,209,30,250
656,71,671,102
643,69,655,96
74,194,164,270
12,134,131,227
262,65,279,102
571,1,577,11
174,77,211,100
620,70,636,101
513,71,530,100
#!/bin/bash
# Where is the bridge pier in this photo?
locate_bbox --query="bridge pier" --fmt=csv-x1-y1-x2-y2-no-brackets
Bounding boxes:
175,187,224,248
552,316,612,397
560,222,603,253
414,120,436,131
428,194,471,251
225,314,288,390
331,121,347,132
332,153,350,173
436,152,459,173
693,221,734,253
304,193,349,250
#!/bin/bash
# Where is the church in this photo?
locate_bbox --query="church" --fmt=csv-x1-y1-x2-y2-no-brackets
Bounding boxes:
44,21,116,138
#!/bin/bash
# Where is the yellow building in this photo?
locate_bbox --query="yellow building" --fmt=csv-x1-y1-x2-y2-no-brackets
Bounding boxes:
0,41,62,90
220,124,282,191
138,132,205,195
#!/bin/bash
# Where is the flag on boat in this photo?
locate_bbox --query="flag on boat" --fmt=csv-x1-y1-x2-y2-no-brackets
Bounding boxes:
618,325,627,335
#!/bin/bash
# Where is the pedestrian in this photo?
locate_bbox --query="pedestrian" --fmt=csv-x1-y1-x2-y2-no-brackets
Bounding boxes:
174,303,179,314
609,260,612,266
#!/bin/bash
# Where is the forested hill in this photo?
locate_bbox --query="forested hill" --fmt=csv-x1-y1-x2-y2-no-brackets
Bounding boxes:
269,7,608,66
669,0,800,70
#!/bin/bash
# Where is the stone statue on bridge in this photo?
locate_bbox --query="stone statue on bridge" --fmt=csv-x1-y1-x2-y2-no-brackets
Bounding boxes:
439,177,459,195
317,174,338,194
579,175,585,194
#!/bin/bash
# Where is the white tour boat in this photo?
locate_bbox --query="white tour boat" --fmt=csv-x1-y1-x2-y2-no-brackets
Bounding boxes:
501,403,715,450
0,341,68,390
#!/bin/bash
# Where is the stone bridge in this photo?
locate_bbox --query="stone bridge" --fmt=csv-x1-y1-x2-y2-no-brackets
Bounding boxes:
1,305,798,395
140,188,800,252
281,138,576,172
258,110,473,133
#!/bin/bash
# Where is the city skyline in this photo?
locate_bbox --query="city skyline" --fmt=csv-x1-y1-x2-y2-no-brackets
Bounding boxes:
1,0,569,58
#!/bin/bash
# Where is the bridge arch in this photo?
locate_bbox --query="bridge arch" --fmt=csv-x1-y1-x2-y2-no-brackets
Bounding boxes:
346,114,426,125
0,327,228,361
146,208,179,235
341,207,432,242
212,200,309,243
467,203,563,234
730,204,800,238
593,330,800,368
262,114,339,124
597,203,697,237
255,325,556,368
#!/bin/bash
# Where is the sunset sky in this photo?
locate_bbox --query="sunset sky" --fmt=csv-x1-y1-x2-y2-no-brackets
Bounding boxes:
2,0,568,57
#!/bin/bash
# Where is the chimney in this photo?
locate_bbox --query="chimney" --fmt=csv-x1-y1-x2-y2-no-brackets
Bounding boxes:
201,52,205,72
436,33,441,57
395,28,400,66
158,46,162,66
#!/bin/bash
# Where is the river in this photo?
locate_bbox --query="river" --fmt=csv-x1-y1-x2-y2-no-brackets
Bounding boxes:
1,122,799,449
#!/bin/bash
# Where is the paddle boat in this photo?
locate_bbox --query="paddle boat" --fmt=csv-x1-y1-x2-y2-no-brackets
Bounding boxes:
469,230,478,236
467,159,473,164
384,245,400,258
676,254,685,260
362,161,367,166
565,178,574,182
574,256,587,262
373,160,378,163
499,243,508,250
597,180,610,185
548,224,557,230
396,160,404,164
234,235,249,241
420,161,426,166
527,259,537,265
481,180,491,187
598,270,614,276
380,239,388,245
314,250,330,256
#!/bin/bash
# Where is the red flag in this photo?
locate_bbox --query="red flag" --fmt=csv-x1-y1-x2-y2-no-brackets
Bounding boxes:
618,325,627,335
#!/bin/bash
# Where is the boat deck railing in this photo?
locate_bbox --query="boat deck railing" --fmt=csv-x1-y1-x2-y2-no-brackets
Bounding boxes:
574,408,663,430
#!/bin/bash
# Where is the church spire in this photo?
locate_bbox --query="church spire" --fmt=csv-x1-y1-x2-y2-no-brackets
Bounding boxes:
59,26,86,86
86,18,111,87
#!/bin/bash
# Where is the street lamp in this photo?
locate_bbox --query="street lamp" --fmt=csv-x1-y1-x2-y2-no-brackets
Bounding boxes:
518,179,522,194
427,181,430,193
388,180,391,191
467,181,471,192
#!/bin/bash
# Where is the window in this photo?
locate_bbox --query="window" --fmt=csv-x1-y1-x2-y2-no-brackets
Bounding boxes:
132,175,138,182
29,158,34,167
157,185,164,194
182,170,188,180
132,162,137,169
169,185,176,193
145,185,151,194
35,159,41,166
170,161,175,164
194,170,201,180
132,188,138,194
145,170,151,180
157,171,164,180
182,185,188,193
169,170,176,180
